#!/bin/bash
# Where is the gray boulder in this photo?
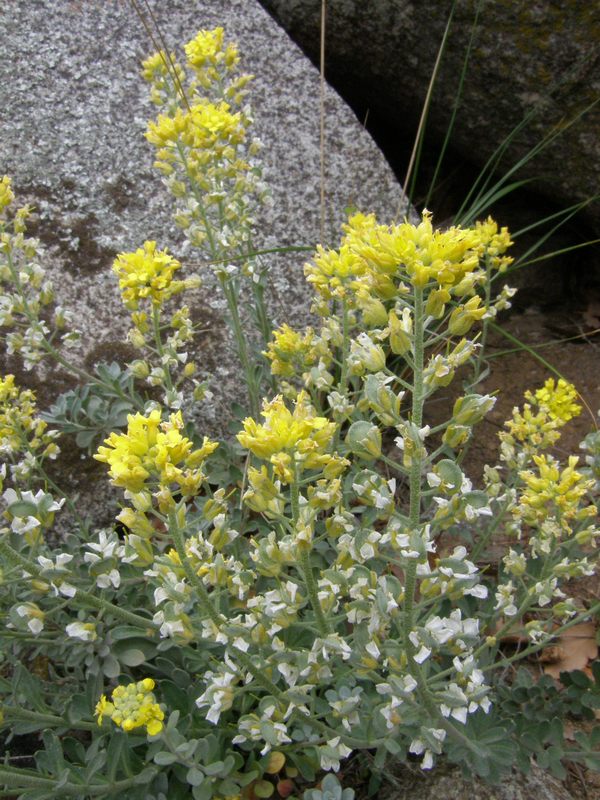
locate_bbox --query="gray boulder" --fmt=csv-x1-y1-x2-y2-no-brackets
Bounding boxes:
0,0,407,414
260,0,600,229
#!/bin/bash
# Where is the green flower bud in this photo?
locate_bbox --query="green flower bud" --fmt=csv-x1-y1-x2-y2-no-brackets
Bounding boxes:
348,333,387,375
425,287,450,318
360,296,388,327
452,393,496,426
388,309,412,355
448,297,487,336
129,360,150,379
346,420,382,460
363,373,404,426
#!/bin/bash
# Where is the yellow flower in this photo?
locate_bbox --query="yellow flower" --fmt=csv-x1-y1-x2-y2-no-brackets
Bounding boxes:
96,679,164,736
146,101,245,150
184,27,239,71
500,378,581,468
0,375,59,462
530,378,581,423
473,217,513,271
0,175,14,211
237,392,337,482
304,242,366,301
94,409,218,494
518,454,594,530
264,324,321,378
112,241,184,311
304,210,512,307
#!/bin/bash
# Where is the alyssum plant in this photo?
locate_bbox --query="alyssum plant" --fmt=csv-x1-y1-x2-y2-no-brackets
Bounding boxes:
0,27,598,800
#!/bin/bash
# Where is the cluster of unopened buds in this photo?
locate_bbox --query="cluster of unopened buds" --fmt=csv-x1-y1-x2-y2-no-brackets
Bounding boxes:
0,177,79,370
143,28,269,258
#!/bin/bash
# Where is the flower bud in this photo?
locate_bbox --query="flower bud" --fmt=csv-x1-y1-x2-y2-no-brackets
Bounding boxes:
346,421,382,460
122,533,154,566
360,296,388,327
448,296,487,336
128,328,146,349
129,360,150,379
14,602,45,635
442,423,470,449
349,333,387,375
388,309,412,355
66,621,97,642
53,307,67,329
425,287,451,318
362,373,404,426
452,393,496,426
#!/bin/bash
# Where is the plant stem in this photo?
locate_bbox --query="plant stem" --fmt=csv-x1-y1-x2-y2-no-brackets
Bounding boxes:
219,275,260,418
469,493,514,563
152,305,174,394
339,298,350,398
172,139,260,415
392,287,476,751
168,511,224,628
402,286,425,652
472,254,492,382
290,478,329,636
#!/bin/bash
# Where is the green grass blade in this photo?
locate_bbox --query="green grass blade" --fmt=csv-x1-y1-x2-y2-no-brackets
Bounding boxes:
425,0,484,208
455,88,599,225
488,321,565,379
488,327,600,359
395,0,457,218
510,203,597,268
512,196,599,239
459,179,535,225
502,237,600,275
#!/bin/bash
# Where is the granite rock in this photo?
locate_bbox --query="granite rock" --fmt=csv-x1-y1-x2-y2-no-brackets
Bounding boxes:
0,0,407,411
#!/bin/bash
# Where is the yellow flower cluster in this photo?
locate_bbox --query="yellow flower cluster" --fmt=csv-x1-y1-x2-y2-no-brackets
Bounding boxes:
184,27,239,72
304,211,513,309
96,678,164,736
94,409,218,494
143,29,263,255
473,217,514,272
518,454,595,532
528,378,581,423
0,175,14,212
500,378,581,467
237,391,341,482
112,241,188,311
264,324,323,378
146,101,246,154
0,375,59,461
141,50,169,83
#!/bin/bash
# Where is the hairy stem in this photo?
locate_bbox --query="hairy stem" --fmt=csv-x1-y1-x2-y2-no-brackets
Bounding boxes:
291,478,329,636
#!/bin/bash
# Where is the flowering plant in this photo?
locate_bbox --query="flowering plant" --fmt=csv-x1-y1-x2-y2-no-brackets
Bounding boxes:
0,27,599,800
